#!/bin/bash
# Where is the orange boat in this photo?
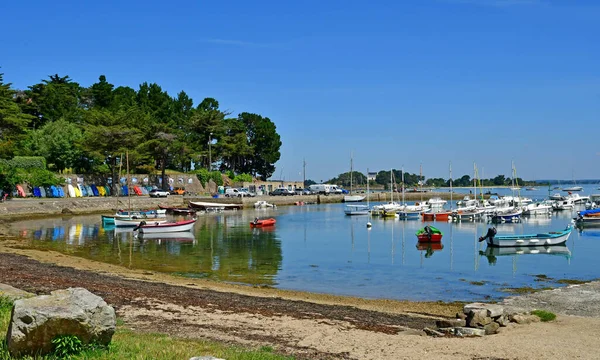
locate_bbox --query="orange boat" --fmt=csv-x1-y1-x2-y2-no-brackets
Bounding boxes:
250,218,276,228
422,213,435,221
434,212,451,221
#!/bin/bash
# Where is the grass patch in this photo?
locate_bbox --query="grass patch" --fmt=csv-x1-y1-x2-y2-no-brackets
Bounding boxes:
501,286,540,295
556,279,588,285
0,296,293,360
531,310,557,322
502,285,555,294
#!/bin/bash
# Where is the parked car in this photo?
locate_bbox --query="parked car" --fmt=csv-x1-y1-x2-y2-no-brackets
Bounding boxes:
295,188,312,195
149,189,170,198
238,188,256,197
269,188,294,196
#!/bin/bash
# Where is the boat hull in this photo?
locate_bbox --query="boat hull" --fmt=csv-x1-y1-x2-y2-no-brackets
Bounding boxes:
416,234,443,242
343,195,366,202
487,224,573,247
250,218,277,227
137,219,196,233
115,217,167,227
101,215,115,225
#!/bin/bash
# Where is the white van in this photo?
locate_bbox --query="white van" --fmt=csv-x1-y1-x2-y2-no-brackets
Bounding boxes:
309,184,339,195
225,188,241,197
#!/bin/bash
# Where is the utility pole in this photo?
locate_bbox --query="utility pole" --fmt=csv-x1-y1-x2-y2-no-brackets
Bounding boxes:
208,132,212,171
303,158,306,187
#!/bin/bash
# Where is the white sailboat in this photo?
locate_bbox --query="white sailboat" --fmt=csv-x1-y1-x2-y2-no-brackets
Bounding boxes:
398,166,424,219
344,153,366,203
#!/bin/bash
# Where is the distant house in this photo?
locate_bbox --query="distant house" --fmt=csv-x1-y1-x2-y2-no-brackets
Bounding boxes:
367,172,377,181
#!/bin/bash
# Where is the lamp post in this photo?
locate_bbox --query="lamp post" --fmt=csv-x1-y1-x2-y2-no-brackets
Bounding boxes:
208,132,212,171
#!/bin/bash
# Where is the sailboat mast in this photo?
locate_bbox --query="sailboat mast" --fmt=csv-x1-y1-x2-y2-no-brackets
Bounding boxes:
449,162,453,210
367,168,370,208
350,153,353,195
511,161,515,197
473,162,477,201
420,163,423,203
390,168,393,203
401,166,405,205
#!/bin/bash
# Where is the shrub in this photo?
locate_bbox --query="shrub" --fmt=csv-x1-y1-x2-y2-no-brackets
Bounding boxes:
531,310,556,322
209,171,223,186
193,168,210,186
10,156,47,170
26,168,65,187
226,170,235,179
233,173,253,183
52,335,84,357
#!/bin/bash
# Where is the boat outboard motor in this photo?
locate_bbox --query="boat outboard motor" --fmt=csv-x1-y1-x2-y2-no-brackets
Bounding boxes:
133,221,147,232
478,227,497,242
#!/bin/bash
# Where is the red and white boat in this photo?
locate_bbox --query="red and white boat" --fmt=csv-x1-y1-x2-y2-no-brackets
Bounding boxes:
134,219,196,233
249,218,276,228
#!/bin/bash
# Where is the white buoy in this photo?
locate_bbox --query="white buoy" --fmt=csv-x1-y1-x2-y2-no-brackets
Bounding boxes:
366,222,372,228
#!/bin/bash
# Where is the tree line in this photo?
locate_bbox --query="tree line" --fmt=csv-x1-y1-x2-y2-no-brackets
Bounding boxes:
313,170,537,188
0,71,282,191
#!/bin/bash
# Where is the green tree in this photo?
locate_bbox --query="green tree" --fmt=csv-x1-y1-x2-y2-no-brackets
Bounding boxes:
23,74,82,126
90,75,114,108
81,109,142,193
239,112,281,180
22,119,83,172
0,72,35,157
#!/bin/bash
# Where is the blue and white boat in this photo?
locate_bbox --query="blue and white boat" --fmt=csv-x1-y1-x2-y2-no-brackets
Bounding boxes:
576,208,600,227
344,204,369,215
489,208,522,223
479,222,574,247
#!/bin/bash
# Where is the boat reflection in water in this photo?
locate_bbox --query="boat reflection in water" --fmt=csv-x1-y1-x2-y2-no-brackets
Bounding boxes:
416,240,443,258
139,232,195,242
479,245,571,265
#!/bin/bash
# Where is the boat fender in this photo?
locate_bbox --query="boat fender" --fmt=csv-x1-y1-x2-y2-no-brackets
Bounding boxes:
133,221,147,231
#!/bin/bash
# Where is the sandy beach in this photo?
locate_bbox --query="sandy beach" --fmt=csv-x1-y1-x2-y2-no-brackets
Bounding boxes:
1,233,600,360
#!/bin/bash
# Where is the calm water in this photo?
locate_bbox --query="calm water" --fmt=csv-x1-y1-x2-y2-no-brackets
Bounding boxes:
5,185,600,302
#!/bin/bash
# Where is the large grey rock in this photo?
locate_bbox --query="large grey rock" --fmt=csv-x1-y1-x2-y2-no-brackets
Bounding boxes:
454,327,485,337
495,314,510,327
0,284,34,302
7,287,116,356
509,313,541,325
436,318,466,328
464,302,504,317
483,321,500,335
466,309,492,328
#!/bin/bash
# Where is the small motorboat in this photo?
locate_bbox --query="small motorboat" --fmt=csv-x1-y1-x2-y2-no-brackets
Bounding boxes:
250,218,276,227
114,215,167,227
101,215,115,226
416,225,443,242
254,200,276,209
479,222,574,247
344,204,369,215
133,219,196,233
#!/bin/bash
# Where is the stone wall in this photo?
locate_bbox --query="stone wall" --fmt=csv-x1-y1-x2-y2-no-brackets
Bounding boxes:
58,173,206,195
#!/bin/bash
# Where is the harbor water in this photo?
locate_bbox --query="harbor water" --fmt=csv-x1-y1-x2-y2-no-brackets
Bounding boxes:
5,184,600,302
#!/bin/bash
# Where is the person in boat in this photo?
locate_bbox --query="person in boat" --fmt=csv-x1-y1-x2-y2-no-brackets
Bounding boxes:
478,227,497,242
254,217,259,224
423,225,432,240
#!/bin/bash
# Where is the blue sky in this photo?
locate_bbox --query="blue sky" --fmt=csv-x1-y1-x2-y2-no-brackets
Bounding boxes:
2,0,598,182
